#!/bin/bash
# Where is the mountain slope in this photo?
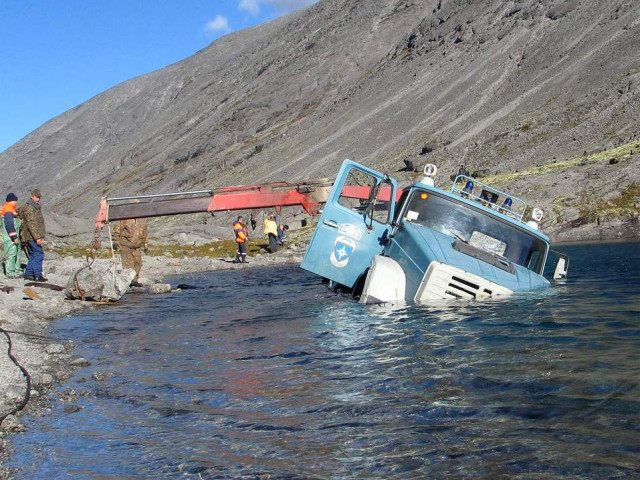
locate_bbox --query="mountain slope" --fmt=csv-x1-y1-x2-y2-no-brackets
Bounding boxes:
1,0,638,241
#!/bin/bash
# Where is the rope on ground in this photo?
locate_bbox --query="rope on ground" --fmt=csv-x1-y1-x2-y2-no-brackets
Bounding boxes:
0,327,32,423
107,221,117,287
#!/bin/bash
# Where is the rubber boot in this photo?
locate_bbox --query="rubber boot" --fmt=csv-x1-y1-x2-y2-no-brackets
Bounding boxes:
242,254,248,263
233,253,240,264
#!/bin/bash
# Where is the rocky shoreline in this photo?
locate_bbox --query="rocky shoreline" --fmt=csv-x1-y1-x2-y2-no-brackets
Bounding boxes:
0,246,305,479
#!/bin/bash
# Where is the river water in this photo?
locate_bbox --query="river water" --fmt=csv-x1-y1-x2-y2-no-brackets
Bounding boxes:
7,241,640,479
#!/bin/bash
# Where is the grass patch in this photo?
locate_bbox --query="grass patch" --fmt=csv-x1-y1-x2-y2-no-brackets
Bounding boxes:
552,183,639,224
482,140,640,185
592,183,640,218
51,225,317,259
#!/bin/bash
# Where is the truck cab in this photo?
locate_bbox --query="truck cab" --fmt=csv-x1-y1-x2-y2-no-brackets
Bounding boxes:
301,160,568,304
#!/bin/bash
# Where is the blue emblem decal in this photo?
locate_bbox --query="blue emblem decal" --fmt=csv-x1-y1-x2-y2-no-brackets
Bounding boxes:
330,236,356,268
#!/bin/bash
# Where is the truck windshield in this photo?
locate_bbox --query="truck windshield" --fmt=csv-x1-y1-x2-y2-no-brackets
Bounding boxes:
403,190,548,273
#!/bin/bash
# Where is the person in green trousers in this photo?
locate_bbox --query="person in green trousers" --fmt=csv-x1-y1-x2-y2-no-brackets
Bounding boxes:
2,193,23,278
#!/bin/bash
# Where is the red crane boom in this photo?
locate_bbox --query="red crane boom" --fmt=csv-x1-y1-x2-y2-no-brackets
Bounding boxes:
93,178,401,248
94,180,333,247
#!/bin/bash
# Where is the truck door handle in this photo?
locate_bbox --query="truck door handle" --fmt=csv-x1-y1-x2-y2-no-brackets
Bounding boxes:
323,219,339,228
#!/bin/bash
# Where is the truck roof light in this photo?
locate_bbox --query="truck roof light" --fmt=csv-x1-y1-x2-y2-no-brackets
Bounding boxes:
420,164,438,186
463,180,474,193
424,164,437,177
531,208,544,222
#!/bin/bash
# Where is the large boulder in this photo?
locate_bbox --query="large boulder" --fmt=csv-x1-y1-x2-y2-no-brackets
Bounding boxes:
64,265,136,301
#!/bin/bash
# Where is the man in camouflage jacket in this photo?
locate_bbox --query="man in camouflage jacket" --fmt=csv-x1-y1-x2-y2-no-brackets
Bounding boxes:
19,189,47,281
113,218,148,286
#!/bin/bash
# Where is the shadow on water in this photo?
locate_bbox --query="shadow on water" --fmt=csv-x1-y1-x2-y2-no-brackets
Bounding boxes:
7,242,640,479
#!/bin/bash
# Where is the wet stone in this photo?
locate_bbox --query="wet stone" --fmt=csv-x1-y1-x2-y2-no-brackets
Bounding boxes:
149,283,172,295
64,405,83,414
70,357,91,367
92,371,115,382
3,385,25,402
32,373,54,386
45,343,66,354
0,414,24,432
55,370,72,382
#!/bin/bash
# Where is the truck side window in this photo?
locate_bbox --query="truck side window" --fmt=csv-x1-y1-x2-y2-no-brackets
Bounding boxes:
370,181,393,224
337,167,392,224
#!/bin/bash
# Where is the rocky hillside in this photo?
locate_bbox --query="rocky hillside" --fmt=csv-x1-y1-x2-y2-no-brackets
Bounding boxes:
1,0,638,243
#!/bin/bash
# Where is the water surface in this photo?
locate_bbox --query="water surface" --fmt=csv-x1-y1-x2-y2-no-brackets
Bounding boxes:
8,242,640,479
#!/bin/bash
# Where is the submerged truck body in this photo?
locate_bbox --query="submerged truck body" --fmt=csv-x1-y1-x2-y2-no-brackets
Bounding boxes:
301,160,568,304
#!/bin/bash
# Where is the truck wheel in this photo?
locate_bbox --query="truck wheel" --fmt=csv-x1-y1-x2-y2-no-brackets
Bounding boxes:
351,269,369,301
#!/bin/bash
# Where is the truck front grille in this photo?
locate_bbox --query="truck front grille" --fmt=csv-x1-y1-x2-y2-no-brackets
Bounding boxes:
415,261,512,301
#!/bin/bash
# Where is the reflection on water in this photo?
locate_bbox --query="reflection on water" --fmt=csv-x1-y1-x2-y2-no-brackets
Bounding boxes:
7,242,640,479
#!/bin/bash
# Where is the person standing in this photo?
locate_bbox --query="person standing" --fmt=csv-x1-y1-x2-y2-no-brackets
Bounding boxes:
19,189,47,282
277,222,289,246
1,193,23,278
457,164,469,177
263,214,278,253
113,218,148,287
233,216,249,263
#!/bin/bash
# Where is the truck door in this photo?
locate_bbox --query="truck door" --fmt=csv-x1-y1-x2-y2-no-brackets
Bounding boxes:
301,160,397,288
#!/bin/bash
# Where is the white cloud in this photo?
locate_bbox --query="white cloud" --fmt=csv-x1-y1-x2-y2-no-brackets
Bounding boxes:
239,0,260,16
239,0,319,17
204,14,230,34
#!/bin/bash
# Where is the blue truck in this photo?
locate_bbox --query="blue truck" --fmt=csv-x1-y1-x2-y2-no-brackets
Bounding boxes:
301,160,569,304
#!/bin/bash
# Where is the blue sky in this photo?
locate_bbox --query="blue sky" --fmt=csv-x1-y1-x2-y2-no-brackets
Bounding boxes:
0,0,319,153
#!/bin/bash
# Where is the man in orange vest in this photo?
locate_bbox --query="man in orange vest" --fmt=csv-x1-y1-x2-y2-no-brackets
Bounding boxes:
2,193,23,278
233,216,249,263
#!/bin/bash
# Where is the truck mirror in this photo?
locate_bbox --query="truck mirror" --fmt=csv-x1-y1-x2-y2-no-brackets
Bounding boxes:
552,250,569,279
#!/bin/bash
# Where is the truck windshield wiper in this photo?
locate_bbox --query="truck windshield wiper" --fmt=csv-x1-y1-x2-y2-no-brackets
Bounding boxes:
445,228,467,243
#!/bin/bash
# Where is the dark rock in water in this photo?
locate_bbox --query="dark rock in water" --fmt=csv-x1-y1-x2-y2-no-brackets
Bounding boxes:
64,405,83,414
92,371,115,382
175,283,202,290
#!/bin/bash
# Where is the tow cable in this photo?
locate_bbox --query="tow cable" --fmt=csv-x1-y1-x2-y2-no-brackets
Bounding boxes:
0,327,32,423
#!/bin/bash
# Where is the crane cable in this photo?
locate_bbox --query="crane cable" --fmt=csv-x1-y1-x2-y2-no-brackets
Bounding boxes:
0,327,32,423
107,221,117,287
